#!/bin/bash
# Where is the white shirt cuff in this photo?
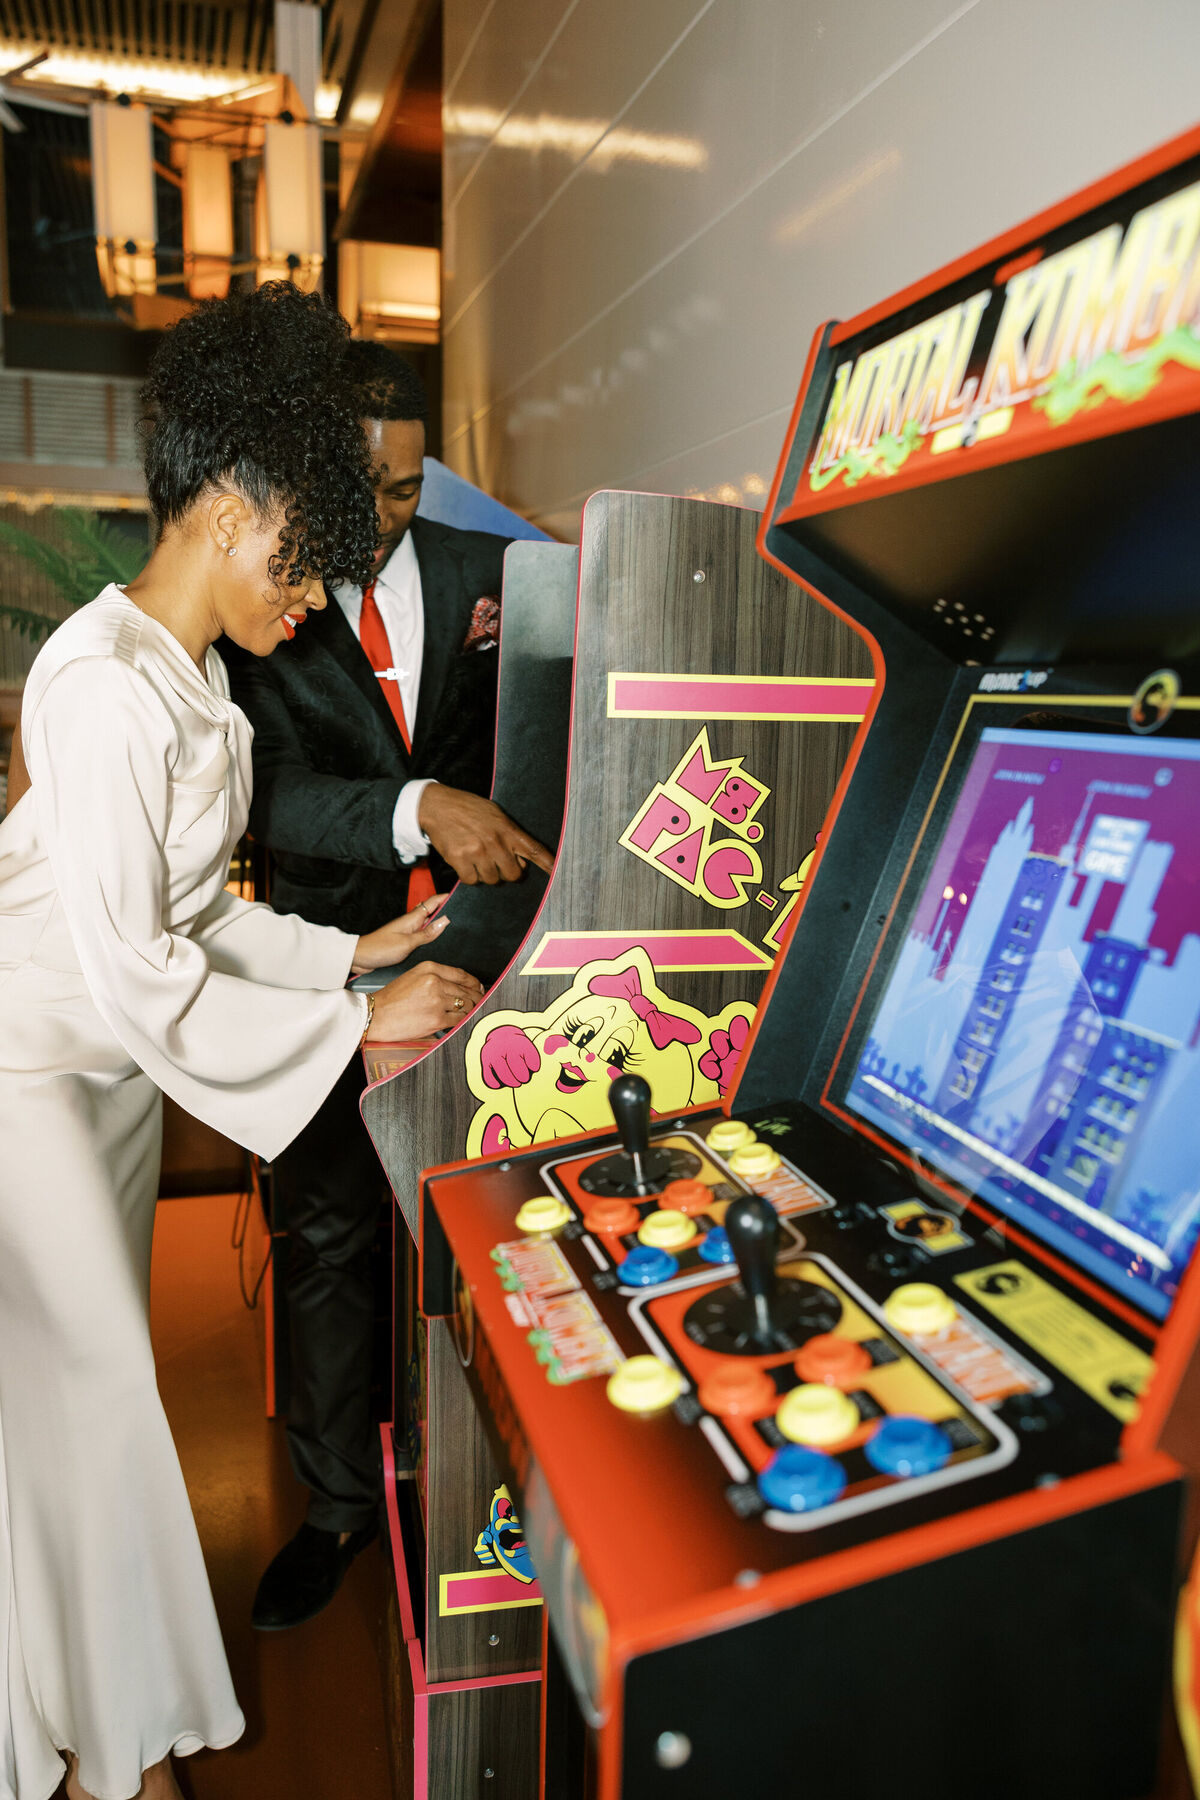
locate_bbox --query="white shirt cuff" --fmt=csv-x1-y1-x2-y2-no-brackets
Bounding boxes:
393,778,436,863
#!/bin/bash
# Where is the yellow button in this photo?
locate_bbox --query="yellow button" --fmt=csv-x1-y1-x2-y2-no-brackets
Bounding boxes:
707,1119,756,1154
776,1383,860,1447
638,1209,698,1250
606,1355,684,1414
728,1142,782,1180
515,1195,572,1234
883,1283,957,1336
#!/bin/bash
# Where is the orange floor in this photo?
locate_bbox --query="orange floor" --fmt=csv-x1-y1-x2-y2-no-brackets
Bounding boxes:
141,1191,392,1800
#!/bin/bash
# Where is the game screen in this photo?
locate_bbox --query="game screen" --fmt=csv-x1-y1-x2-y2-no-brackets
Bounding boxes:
845,726,1200,1321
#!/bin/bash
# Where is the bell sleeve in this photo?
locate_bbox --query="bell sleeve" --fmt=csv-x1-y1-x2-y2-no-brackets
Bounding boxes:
189,887,358,990
25,655,368,1162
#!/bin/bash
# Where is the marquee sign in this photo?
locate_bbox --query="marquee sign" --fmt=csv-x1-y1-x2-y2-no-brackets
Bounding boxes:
780,154,1200,521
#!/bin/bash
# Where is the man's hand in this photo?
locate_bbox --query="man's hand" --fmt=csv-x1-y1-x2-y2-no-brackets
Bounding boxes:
418,785,553,886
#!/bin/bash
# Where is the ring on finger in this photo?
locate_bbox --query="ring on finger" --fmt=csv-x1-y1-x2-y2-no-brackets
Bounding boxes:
453,995,465,1010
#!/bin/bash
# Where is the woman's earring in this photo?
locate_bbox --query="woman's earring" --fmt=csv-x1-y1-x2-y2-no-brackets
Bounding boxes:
226,545,238,557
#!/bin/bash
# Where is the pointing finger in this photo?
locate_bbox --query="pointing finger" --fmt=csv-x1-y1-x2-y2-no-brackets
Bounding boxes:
513,833,554,875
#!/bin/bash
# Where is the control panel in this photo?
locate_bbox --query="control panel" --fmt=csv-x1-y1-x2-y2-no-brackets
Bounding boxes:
429,1077,1147,1584
515,1080,1020,1531
426,1081,1177,1800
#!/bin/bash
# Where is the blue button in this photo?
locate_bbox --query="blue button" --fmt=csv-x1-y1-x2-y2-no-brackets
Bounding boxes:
698,1226,735,1264
617,1245,679,1286
864,1415,953,1478
757,1446,847,1514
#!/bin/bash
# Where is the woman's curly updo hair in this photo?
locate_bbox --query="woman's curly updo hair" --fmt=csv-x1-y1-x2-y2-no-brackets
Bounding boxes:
141,282,378,589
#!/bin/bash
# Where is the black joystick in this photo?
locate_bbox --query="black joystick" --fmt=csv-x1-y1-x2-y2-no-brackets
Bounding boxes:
682,1191,842,1355
577,1075,700,1199
724,1193,782,1346
608,1075,662,1191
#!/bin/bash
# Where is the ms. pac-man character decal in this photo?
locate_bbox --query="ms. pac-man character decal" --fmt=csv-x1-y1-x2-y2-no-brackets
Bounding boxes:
436,1484,545,1617
463,947,754,1157
475,1485,537,1585
436,1479,544,1618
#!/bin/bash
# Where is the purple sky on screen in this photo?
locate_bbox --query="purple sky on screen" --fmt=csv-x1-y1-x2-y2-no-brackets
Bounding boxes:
913,733,1200,966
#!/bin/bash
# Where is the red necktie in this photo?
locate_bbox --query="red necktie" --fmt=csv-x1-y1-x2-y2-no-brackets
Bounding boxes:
359,579,436,910
360,578,412,752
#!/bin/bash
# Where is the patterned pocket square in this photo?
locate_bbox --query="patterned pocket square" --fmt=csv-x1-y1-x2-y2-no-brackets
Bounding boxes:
461,594,501,653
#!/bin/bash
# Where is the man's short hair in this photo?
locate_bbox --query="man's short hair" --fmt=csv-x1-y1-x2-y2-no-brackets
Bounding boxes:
345,340,428,425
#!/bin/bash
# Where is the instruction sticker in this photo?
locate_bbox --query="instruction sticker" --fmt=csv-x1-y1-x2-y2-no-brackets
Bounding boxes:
881,1198,971,1255
954,1262,1153,1423
491,1240,623,1385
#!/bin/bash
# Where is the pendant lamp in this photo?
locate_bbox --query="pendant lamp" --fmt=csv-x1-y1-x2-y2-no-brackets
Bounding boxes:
256,115,323,292
341,242,440,342
89,99,157,298
183,142,234,299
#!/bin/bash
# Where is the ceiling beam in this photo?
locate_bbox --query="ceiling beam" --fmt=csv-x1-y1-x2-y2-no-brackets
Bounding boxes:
334,0,437,242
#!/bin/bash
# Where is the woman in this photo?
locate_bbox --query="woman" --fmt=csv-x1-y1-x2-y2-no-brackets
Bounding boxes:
0,283,483,1800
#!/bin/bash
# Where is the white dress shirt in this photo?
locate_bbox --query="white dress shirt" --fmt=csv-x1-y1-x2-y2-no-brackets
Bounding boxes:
331,532,434,866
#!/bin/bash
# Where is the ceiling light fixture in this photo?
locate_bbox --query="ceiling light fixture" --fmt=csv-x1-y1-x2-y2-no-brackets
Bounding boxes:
0,47,341,119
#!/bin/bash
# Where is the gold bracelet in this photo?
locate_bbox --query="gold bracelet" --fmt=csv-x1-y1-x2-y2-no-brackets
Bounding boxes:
361,990,376,1042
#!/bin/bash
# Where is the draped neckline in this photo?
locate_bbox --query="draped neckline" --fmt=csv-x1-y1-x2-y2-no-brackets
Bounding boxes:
103,585,235,732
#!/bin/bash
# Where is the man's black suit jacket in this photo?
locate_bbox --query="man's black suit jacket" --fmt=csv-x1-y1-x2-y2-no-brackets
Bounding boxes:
225,515,511,936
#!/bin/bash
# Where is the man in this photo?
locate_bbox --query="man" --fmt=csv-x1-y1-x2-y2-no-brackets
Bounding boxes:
225,344,551,1630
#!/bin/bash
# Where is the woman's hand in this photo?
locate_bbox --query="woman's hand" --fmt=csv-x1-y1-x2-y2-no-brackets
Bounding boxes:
352,895,450,975
367,961,485,1043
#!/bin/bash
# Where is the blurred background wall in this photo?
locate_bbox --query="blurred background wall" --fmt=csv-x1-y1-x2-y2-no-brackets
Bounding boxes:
440,0,1200,538
2,1,1198,542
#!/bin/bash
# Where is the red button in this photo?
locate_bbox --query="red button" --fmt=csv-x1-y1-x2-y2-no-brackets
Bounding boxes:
697,1361,777,1418
583,1198,640,1235
661,1179,712,1216
794,1334,873,1386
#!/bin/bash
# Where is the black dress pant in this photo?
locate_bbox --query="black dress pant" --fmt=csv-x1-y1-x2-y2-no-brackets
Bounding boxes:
272,1049,386,1533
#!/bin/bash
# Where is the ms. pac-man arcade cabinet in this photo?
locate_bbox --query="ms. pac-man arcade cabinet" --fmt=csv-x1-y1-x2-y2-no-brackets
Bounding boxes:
420,122,1200,1800
366,493,870,1799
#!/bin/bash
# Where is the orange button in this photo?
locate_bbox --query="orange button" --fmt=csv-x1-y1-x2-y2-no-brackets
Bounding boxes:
661,1179,712,1216
698,1361,777,1419
794,1334,873,1386
583,1198,640,1236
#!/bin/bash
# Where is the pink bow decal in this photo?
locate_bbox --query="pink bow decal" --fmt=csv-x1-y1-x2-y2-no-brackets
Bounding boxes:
588,968,702,1051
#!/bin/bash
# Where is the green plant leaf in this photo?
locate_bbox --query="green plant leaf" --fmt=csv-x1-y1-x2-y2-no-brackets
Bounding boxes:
0,507,147,638
0,606,57,642
0,520,77,596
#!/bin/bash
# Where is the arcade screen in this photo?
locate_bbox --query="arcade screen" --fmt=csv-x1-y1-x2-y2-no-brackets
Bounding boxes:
845,725,1200,1321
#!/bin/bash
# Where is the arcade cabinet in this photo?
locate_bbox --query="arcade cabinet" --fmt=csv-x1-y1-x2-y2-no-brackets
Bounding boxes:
419,123,1200,1799
362,492,871,1796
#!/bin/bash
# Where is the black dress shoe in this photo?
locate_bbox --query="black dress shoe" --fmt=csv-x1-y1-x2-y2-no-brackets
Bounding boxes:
251,1519,378,1631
